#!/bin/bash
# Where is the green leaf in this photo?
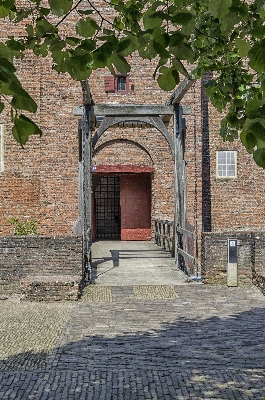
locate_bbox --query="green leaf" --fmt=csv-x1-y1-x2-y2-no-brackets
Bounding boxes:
117,38,132,53
14,9,31,23
117,35,138,56
172,58,190,78
169,32,185,47
113,16,124,30
240,130,256,153
0,42,13,62
153,28,169,47
171,43,195,63
143,9,163,30
157,66,179,91
138,33,157,60
93,41,118,68
0,8,8,18
172,12,193,25
235,38,251,57
245,99,261,119
0,56,16,74
35,18,57,38
26,24,34,39
66,53,92,80
208,0,232,19
48,0,73,16
76,39,96,52
39,7,50,17
153,40,169,59
0,102,4,113
249,40,265,73
109,54,130,75
253,25,265,39
253,148,265,168
78,9,93,15
66,37,81,45
6,37,25,56
220,12,240,33
9,81,37,113
12,115,41,145
76,17,99,38
52,51,68,74
248,120,265,141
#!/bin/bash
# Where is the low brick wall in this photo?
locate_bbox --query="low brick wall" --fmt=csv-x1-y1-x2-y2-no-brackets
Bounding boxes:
251,233,265,294
201,232,252,284
201,232,265,288
20,275,81,301
0,235,83,296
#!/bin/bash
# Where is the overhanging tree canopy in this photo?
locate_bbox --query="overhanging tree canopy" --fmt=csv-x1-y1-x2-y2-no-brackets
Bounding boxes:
1,0,265,166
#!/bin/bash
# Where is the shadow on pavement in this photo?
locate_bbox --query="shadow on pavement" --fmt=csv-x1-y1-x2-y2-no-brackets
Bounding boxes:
1,306,265,398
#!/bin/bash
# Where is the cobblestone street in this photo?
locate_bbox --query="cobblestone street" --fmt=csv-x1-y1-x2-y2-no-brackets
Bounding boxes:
1,242,265,399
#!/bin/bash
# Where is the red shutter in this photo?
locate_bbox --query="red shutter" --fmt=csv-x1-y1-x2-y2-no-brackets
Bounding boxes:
104,75,115,92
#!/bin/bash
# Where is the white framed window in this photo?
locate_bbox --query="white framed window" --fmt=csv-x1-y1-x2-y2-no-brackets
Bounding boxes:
0,124,3,172
216,150,237,178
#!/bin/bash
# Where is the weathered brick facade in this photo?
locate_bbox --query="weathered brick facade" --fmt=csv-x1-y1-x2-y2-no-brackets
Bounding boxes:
0,1,265,290
0,235,82,298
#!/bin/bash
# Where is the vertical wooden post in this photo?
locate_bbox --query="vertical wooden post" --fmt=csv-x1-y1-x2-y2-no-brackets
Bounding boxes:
174,104,183,263
81,81,93,282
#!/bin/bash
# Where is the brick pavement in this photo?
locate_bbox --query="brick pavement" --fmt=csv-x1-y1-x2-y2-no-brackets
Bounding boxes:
1,241,265,399
1,284,265,399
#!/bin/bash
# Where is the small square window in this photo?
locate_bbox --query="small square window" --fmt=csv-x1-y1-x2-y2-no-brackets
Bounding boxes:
104,74,130,94
117,76,126,91
216,151,237,178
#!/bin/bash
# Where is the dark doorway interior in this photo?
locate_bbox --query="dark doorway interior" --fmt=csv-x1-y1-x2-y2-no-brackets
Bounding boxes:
94,176,121,239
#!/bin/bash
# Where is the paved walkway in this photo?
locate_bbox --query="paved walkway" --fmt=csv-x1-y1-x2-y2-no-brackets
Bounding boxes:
1,241,265,399
91,240,187,285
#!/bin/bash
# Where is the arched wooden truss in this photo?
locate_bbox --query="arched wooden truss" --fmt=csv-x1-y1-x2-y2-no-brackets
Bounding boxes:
75,78,194,282
91,104,175,159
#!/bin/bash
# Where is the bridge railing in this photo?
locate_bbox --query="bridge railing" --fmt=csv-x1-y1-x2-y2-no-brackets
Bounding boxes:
155,220,199,275
154,220,174,253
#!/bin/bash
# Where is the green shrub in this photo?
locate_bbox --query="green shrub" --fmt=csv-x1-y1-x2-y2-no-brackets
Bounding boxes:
7,217,39,235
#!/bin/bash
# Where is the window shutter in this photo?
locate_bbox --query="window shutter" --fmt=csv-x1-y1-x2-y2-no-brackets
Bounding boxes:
104,75,115,92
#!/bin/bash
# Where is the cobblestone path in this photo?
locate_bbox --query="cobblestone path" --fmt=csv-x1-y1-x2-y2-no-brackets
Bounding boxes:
1,283,265,399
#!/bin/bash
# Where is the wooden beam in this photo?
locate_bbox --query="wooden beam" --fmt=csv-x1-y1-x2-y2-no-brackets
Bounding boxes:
93,104,173,116
166,78,194,105
177,248,195,263
81,80,92,105
177,226,197,239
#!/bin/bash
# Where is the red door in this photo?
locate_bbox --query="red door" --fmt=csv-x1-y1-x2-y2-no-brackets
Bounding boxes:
120,174,151,240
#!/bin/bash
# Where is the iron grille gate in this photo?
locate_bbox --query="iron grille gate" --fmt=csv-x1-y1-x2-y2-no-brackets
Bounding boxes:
95,176,121,239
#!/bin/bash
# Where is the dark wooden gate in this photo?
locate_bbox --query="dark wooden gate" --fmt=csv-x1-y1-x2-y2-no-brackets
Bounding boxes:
95,176,121,239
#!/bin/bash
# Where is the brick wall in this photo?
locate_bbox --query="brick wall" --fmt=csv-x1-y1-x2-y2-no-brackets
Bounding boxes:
206,103,265,232
0,235,82,294
1,1,265,283
251,234,265,295
201,232,265,286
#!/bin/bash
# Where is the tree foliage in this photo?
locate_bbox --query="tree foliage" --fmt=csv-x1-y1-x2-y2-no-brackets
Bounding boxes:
1,0,265,166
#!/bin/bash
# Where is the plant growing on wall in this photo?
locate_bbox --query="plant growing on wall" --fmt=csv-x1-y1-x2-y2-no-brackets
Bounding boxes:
7,217,39,235
0,0,265,166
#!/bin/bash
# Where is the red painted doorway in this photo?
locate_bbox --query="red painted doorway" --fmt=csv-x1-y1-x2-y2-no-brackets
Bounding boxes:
92,170,151,241
120,174,151,240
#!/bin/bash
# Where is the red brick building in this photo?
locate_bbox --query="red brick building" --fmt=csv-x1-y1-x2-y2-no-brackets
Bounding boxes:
1,2,265,287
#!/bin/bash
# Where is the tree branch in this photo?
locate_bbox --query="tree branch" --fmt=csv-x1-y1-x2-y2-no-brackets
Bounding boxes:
55,0,84,28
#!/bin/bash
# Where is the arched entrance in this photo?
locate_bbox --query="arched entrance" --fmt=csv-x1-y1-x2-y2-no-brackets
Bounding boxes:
76,79,194,282
92,166,153,241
